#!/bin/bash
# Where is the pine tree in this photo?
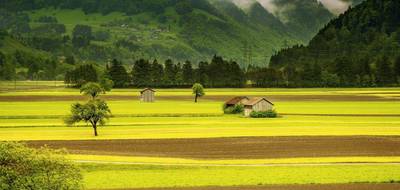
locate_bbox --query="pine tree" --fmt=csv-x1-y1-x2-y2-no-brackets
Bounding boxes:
164,59,175,86
150,59,164,87
376,56,394,85
182,61,193,85
132,59,151,87
395,56,400,81
108,59,129,87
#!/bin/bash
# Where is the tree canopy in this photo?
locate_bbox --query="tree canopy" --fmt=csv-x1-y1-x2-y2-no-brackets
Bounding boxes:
80,82,108,99
0,142,82,190
65,99,111,136
192,83,205,103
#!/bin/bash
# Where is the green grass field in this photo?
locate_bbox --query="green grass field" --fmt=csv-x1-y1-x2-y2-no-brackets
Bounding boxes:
1,115,400,140
82,164,400,189
1,83,400,189
0,100,399,117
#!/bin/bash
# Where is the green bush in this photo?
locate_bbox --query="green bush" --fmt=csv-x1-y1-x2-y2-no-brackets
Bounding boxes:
250,110,278,118
223,104,244,114
0,142,83,190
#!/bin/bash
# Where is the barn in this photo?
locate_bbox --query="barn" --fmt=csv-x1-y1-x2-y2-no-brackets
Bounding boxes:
243,97,274,117
224,96,249,108
140,88,155,102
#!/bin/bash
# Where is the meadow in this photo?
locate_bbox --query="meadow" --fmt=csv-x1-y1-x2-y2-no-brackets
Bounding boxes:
82,164,400,189
1,83,400,189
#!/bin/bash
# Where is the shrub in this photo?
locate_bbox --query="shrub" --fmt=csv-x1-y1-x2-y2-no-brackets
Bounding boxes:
250,110,278,118
223,104,244,114
0,142,83,190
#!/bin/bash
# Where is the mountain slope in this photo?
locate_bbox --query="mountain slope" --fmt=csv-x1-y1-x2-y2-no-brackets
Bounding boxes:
270,0,400,86
0,0,338,66
270,0,335,41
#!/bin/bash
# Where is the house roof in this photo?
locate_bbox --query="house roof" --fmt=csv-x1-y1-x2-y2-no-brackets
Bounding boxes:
243,97,274,106
140,88,156,93
225,96,249,105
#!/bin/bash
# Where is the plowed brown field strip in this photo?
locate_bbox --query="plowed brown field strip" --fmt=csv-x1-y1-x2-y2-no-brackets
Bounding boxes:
27,136,400,159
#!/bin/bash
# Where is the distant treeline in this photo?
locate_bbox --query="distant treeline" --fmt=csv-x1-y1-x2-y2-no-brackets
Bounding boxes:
65,55,246,88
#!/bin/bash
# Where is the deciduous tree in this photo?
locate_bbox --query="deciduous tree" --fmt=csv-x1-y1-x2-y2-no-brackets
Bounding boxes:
65,99,111,136
80,82,107,100
0,142,83,190
192,83,205,103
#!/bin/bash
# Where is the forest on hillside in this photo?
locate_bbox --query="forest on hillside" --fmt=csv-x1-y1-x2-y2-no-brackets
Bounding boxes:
269,0,400,87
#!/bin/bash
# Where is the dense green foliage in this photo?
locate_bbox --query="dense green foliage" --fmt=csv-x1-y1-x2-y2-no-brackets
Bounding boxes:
65,99,111,136
64,55,246,88
223,104,244,114
65,64,98,87
0,142,82,190
192,83,205,102
250,110,278,118
80,82,109,99
269,0,400,87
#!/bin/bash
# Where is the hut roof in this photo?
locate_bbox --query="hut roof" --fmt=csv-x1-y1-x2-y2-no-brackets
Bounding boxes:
243,97,274,106
140,88,155,93
225,96,249,105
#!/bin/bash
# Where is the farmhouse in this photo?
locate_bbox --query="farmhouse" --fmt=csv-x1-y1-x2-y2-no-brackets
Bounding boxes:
243,97,274,117
140,88,155,102
224,96,249,107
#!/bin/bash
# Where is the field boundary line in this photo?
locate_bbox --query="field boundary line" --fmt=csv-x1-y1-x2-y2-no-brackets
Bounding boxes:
280,113,400,117
74,160,400,167
2,113,400,119
0,114,224,119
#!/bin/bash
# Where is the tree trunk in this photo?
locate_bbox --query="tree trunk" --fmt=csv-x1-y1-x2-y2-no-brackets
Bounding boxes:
194,94,198,103
93,123,98,136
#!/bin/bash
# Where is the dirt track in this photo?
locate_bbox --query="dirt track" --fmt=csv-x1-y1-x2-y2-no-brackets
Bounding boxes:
111,184,400,190
27,136,400,159
0,94,397,102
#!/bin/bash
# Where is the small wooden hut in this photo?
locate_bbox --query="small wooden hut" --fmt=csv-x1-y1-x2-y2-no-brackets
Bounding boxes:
242,97,274,116
140,88,155,102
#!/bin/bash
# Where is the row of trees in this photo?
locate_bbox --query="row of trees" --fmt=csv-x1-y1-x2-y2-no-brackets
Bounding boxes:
64,55,246,88
251,55,400,87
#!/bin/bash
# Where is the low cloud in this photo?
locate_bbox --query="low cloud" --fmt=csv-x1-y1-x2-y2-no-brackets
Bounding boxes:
227,0,352,15
231,0,256,9
255,0,278,13
317,0,351,15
